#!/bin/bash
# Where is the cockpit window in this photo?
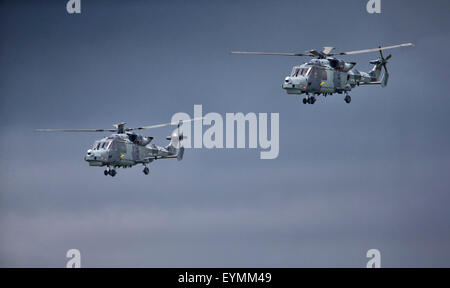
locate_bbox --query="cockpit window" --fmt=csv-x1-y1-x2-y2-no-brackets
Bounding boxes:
92,141,111,150
291,68,300,77
292,67,311,77
93,141,101,150
301,67,311,76
96,140,113,150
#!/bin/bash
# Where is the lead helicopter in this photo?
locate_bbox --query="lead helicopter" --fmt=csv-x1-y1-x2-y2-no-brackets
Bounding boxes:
36,118,202,177
232,43,413,104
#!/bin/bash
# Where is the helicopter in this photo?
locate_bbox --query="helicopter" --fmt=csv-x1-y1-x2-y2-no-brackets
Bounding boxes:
232,43,413,104
36,118,202,177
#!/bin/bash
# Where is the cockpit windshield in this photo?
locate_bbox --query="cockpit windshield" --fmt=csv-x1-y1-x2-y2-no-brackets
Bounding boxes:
92,140,112,150
92,141,100,150
290,67,311,77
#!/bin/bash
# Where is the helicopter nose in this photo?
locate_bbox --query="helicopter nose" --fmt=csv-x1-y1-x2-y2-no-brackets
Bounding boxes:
282,76,305,89
282,77,295,89
299,76,307,85
84,150,97,161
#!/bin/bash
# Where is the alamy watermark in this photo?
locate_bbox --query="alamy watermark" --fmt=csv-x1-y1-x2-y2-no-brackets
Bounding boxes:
66,249,81,268
66,0,81,14
366,0,381,14
366,249,381,268
170,105,279,160
67,0,381,15
64,248,380,267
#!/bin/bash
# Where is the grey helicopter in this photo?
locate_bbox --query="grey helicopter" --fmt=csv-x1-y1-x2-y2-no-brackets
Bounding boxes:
36,118,202,177
232,43,413,104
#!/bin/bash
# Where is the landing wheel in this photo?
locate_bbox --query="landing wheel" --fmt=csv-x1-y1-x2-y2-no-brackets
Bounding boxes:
143,167,149,175
104,170,108,176
345,95,351,104
302,98,307,104
109,169,117,177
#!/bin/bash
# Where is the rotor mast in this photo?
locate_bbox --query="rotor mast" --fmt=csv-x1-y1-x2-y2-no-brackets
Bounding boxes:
113,122,127,134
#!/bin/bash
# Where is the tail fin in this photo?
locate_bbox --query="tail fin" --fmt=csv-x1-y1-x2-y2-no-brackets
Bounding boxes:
369,60,382,79
164,119,198,161
369,48,392,88
381,69,389,87
165,130,186,161
177,147,184,161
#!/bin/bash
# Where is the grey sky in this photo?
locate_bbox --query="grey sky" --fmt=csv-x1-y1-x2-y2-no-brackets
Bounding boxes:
0,0,449,267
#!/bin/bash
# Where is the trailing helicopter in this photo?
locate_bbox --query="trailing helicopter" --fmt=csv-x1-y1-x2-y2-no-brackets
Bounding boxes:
232,43,413,104
36,118,202,177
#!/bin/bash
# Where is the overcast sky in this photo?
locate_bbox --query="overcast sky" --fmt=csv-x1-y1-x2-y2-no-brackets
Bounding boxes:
0,0,449,267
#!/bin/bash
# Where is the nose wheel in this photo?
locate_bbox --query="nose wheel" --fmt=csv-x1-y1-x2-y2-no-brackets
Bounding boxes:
344,95,351,104
303,97,316,104
104,168,117,177
143,166,149,175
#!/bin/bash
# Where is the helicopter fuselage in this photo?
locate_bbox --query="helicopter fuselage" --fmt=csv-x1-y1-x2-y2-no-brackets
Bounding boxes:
282,57,377,96
84,133,176,168
37,119,195,177
232,43,412,104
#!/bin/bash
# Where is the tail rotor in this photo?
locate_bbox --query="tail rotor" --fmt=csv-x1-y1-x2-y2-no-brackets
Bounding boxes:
378,47,391,87
168,121,187,161
162,117,202,161
176,121,185,161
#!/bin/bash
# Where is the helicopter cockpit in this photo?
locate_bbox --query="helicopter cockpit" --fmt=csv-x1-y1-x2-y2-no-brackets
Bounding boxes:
290,66,311,78
282,66,310,92
92,139,113,151
84,138,115,166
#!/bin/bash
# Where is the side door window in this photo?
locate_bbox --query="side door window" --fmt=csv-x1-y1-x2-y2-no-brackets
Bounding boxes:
321,69,327,81
117,142,126,155
312,67,319,80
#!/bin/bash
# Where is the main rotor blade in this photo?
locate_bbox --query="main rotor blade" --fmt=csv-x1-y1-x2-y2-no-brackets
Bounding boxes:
231,51,314,57
332,43,413,56
36,129,116,132
131,117,204,131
